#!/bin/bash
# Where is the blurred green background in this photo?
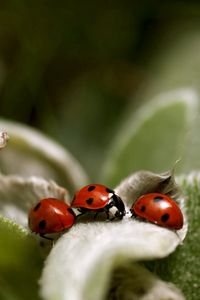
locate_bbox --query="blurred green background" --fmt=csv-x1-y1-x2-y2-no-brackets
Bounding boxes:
0,1,200,180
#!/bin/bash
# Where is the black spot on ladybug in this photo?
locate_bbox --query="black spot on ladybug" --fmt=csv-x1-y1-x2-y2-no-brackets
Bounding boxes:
161,213,170,222
140,205,146,212
86,198,94,205
38,220,46,230
34,202,41,211
106,187,114,194
153,196,163,202
88,185,96,192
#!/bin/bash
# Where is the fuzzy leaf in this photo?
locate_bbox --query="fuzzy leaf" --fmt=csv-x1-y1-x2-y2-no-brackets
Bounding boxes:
102,89,198,186
0,174,71,299
0,173,70,227
115,170,180,207
40,171,187,300
0,216,43,300
106,263,185,300
0,119,89,191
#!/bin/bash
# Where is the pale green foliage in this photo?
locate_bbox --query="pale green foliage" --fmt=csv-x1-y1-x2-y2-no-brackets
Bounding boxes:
103,89,198,186
0,217,43,300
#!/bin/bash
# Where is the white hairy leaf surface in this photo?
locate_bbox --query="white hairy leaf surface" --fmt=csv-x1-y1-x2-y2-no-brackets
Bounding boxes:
0,174,70,227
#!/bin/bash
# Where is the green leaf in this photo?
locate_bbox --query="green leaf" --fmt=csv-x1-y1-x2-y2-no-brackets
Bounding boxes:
102,89,198,186
146,173,200,300
0,216,43,300
0,119,89,192
143,23,200,97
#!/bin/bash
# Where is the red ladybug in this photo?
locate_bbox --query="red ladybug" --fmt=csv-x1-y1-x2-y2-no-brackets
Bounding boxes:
130,193,183,230
71,184,125,219
28,198,75,239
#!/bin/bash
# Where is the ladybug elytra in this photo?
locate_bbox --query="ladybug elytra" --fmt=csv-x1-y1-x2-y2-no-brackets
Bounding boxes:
28,198,75,239
130,193,183,230
71,184,125,220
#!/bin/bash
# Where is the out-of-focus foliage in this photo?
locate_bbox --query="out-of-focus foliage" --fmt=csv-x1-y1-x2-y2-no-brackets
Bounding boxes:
0,120,89,191
0,0,141,179
103,91,197,186
1,1,200,179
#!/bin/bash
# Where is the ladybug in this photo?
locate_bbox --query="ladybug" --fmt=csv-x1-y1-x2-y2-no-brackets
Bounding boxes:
28,198,75,239
130,193,183,230
71,184,125,220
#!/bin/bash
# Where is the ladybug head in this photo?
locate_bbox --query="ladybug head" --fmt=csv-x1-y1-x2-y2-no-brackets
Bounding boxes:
106,194,126,220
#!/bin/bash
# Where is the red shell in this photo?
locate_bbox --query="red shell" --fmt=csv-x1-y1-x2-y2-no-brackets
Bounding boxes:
28,198,75,234
131,193,183,230
71,184,114,210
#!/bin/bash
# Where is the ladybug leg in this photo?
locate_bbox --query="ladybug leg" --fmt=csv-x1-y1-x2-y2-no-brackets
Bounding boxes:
131,210,137,218
104,201,114,220
76,212,85,218
40,234,54,242
108,215,115,221
173,230,182,242
94,209,108,220
94,212,99,219
105,209,111,221
75,207,89,218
